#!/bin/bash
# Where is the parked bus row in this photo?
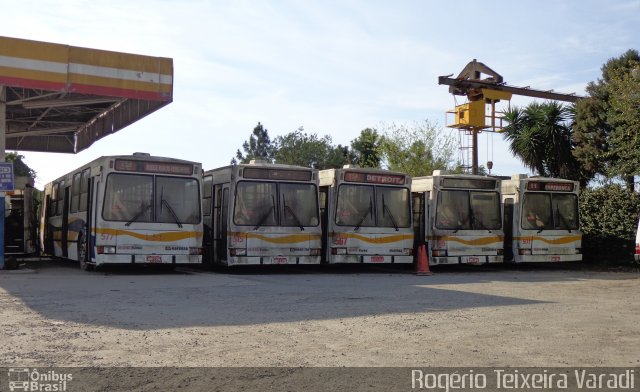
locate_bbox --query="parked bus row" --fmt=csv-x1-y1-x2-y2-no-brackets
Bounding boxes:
31,153,582,270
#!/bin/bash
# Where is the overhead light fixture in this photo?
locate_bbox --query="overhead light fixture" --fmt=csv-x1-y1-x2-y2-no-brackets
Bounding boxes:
22,97,122,109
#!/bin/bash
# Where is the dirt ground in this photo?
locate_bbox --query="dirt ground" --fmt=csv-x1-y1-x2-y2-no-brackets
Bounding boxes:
1,260,639,371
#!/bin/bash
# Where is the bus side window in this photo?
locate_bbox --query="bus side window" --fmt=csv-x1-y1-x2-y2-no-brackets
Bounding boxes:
79,168,90,212
71,172,81,213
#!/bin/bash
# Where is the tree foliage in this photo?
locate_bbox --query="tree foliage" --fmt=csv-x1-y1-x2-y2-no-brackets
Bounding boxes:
233,122,274,164
580,184,640,264
573,49,640,188
273,127,355,169
378,120,457,177
350,128,381,168
501,101,586,184
5,152,36,179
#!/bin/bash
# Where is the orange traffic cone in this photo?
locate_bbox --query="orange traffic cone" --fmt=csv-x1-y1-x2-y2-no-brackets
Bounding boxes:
415,244,433,276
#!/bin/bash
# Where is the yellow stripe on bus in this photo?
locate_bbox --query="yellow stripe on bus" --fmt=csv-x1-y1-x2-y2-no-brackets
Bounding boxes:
95,228,201,241
229,232,321,244
332,233,414,244
427,235,504,246
514,235,582,245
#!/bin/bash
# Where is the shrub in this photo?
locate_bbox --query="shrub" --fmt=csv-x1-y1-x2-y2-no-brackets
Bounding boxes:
580,185,640,264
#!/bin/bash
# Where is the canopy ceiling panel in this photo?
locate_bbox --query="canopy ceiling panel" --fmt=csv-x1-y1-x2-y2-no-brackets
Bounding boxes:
0,36,173,153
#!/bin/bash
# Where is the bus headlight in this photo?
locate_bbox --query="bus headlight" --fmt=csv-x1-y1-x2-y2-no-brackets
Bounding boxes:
189,247,203,255
97,246,116,254
230,248,246,256
432,249,447,257
310,248,321,256
575,248,582,254
519,249,532,255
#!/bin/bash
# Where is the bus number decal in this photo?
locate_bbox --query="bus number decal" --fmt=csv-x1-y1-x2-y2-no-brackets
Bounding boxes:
468,256,480,264
333,234,347,246
100,233,114,241
231,235,245,245
551,256,561,262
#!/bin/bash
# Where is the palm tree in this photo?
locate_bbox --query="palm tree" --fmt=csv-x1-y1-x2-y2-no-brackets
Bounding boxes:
502,101,581,179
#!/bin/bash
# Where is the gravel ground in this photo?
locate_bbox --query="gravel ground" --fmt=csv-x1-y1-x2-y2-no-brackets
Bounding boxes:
1,260,638,369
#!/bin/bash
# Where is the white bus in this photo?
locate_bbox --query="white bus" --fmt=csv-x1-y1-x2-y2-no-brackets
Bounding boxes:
501,174,581,263
319,167,413,264
203,161,321,266
39,153,203,270
5,176,39,256
411,171,504,265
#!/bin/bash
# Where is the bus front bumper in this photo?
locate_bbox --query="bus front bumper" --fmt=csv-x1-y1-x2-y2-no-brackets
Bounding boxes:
431,255,503,265
327,255,413,264
228,255,321,266
95,254,201,265
514,254,582,263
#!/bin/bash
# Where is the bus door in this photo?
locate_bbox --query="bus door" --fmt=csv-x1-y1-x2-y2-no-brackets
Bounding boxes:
319,187,329,263
84,177,94,262
44,194,54,254
202,176,213,265
4,195,25,254
214,185,229,262
503,197,514,261
61,187,70,258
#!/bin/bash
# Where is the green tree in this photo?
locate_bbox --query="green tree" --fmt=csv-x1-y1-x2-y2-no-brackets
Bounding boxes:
233,122,274,164
5,152,36,179
273,127,353,169
573,49,640,189
350,128,381,168
377,120,457,177
502,101,585,184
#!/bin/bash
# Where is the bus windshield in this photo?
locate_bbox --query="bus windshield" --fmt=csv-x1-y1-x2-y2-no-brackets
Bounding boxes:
436,190,501,230
233,181,319,227
103,174,200,224
521,192,578,230
336,184,410,228
280,183,319,227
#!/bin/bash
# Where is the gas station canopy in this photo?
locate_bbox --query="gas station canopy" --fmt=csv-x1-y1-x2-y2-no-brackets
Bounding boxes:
0,36,173,153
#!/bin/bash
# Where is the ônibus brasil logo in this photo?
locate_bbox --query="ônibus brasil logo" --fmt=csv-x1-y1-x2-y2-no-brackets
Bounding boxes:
7,368,72,392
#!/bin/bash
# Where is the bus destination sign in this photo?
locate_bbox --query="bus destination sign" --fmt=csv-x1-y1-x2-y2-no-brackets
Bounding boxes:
114,159,193,175
526,181,575,192
344,171,405,185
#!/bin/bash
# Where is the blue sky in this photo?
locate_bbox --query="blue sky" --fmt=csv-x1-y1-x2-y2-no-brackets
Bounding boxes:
4,0,640,186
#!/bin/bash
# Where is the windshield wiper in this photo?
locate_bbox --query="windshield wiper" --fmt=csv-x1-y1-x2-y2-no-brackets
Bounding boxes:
159,188,182,228
125,202,151,226
470,208,492,233
556,205,572,233
354,196,373,231
381,194,399,231
161,199,183,228
254,196,275,230
283,196,304,231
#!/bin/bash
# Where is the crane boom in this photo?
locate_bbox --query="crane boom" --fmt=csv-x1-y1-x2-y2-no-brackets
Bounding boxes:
439,59,585,175
438,76,583,103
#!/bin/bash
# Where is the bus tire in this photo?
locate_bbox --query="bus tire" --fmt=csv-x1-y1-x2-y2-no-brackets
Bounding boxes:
77,234,93,271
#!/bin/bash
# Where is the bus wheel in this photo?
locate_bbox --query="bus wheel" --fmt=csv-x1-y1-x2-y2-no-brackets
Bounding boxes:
78,235,92,271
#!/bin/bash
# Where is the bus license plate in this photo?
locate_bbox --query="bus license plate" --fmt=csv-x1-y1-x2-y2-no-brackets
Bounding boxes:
271,256,288,264
370,256,385,263
468,256,480,264
146,255,162,263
